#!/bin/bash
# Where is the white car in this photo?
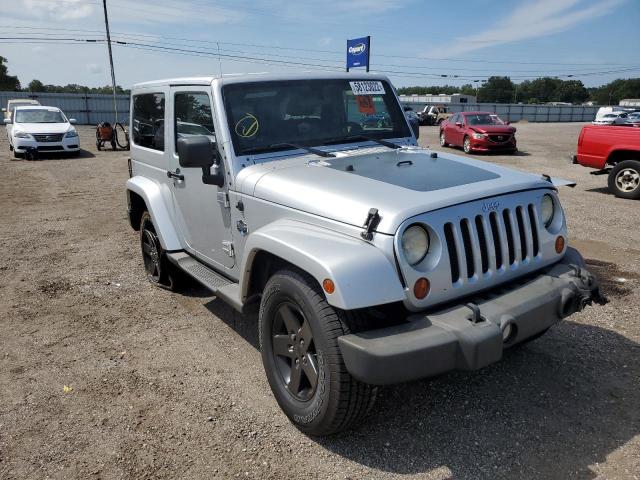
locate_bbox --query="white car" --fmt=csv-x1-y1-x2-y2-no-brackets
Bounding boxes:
4,106,80,158
592,113,620,125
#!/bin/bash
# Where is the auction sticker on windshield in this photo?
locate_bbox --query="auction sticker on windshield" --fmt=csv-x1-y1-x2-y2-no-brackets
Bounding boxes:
350,81,385,95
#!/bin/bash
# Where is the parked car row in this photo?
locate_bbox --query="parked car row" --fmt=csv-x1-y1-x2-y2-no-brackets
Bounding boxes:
592,111,640,126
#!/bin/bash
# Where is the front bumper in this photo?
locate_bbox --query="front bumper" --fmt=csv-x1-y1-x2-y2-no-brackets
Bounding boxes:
338,249,605,385
470,137,516,151
13,136,80,153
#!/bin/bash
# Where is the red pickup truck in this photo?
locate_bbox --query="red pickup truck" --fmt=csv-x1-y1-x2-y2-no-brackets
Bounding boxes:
573,124,640,199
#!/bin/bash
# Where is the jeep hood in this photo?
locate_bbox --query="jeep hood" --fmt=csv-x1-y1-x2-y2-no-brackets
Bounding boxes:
235,147,557,235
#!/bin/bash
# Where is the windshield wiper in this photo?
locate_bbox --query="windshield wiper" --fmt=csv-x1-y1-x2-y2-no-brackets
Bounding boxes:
269,143,335,158
322,135,400,149
240,143,335,158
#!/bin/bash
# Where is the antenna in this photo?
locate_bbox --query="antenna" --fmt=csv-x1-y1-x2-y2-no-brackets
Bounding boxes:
216,42,223,76
102,0,118,124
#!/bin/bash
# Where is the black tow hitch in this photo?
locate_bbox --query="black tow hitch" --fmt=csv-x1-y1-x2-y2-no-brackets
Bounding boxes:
560,264,608,318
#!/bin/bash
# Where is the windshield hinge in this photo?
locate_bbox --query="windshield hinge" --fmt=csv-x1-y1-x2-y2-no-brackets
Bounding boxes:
361,208,381,241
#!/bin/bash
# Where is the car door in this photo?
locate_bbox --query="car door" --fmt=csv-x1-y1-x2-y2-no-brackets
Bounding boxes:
447,114,461,145
442,113,453,142
168,86,235,271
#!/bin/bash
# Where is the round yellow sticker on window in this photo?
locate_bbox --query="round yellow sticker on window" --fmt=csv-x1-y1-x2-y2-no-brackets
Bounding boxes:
235,113,259,138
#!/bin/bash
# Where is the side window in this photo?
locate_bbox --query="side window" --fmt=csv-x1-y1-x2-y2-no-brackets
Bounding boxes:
132,93,165,151
174,92,215,149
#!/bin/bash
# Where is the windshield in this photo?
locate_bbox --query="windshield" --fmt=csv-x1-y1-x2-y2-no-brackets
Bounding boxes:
466,113,506,126
222,79,411,155
15,109,66,123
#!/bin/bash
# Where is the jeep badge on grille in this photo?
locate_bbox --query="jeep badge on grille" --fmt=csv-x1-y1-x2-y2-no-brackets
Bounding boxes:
482,201,500,212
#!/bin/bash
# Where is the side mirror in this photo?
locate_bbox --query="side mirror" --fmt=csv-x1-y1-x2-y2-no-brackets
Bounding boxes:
69,118,77,124
177,136,224,187
455,121,463,127
3,118,12,124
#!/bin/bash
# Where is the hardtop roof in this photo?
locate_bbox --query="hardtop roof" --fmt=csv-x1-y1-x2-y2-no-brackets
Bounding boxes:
132,72,391,90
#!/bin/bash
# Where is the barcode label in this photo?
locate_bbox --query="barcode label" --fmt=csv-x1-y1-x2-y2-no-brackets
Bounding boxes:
349,81,385,95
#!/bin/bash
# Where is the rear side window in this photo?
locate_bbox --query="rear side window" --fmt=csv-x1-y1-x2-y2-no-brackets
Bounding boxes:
132,93,165,151
174,92,215,150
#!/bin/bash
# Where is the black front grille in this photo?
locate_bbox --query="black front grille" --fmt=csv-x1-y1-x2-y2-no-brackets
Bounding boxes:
445,203,541,284
33,133,64,142
36,145,63,151
488,134,511,143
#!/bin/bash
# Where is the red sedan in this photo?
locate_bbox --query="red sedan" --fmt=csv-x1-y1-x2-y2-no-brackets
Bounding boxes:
440,111,517,154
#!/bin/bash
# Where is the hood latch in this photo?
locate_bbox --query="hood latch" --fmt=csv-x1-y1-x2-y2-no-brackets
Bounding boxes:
361,208,381,241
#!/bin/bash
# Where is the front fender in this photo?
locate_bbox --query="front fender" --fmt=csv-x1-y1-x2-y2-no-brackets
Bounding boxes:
240,219,405,310
126,176,181,251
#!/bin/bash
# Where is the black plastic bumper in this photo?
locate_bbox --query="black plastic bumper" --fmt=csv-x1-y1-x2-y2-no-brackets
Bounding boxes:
338,248,605,385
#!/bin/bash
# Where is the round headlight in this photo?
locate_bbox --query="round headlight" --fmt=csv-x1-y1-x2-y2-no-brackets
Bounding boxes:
401,225,429,265
540,194,555,227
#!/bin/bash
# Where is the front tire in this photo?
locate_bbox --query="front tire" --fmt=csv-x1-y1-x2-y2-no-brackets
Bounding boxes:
259,269,377,436
463,136,472,154
608,160,640,199
439,131,448,147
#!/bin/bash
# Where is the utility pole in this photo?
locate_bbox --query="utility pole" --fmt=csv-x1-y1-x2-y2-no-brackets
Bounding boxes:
102,0,118,123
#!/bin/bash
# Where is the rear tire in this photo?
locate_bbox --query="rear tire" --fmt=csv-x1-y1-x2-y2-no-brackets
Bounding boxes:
139,211,181,290
259,269,377,436
608,160,640,199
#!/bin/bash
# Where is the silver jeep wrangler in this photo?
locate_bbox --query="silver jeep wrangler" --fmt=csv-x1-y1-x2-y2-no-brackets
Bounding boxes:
126,73,603,435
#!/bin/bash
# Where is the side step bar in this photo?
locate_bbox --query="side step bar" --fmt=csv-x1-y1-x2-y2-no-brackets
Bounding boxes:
166,252,234,291
166,252,249,313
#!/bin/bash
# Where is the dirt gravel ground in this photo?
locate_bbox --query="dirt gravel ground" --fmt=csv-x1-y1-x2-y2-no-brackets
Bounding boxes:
0,123,638,480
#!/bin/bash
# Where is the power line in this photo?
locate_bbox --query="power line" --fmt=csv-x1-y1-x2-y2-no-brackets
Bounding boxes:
2,35,639,82
0,24,634,68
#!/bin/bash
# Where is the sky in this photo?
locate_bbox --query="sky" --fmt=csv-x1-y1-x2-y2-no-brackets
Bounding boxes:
0,0,638,89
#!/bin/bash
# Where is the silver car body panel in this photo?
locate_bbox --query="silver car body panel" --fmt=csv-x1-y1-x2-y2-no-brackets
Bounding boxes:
126,175,182,251
238,218,404,310
234,146,560,235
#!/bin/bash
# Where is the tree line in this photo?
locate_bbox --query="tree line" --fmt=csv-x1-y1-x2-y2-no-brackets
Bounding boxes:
400,76,640,105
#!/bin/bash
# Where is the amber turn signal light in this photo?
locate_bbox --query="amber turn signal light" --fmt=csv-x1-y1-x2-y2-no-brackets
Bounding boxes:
414,277,430,299
555,236,565,254
323,278,335,294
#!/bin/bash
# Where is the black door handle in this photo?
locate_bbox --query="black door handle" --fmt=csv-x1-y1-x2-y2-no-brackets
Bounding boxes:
167,169,184,181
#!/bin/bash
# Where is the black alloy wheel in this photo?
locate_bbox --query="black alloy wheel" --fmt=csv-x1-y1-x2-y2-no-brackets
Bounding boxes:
139,211,181,289
271,301,318,401
140,213,162,283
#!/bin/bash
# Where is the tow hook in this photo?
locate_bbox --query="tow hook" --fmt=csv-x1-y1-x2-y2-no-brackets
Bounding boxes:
559,264,608,318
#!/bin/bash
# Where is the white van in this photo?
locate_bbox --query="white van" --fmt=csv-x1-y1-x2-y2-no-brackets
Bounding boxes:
2,98,41,120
